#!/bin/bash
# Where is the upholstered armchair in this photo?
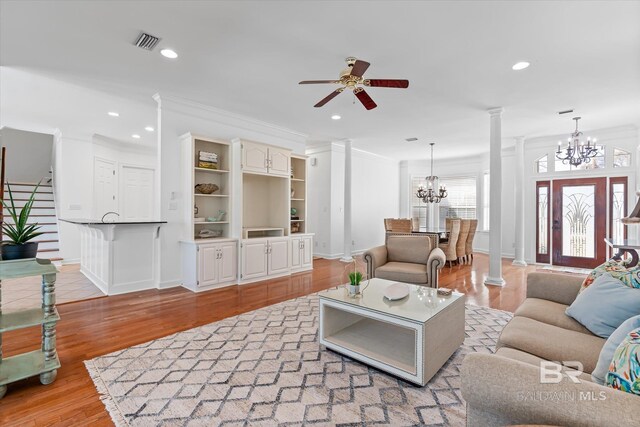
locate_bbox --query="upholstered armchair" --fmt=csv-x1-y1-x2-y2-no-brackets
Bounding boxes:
363,235,445,288
439,219,461,268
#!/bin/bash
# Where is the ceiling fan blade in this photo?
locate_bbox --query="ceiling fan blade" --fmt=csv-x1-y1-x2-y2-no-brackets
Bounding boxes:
364,79,409,88
350,60,370,78
314,88,344,107
355,88,377,110
299,80,340,84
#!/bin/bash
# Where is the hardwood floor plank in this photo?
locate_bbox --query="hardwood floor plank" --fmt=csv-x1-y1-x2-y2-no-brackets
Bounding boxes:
0,254,547,426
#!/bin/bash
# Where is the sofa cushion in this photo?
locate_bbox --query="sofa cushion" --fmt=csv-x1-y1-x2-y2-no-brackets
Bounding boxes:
375,262,428,284
566,273,640,338
515,298,591,334
581,259,640,293
606,328,640,395
497,316,605,374
386,235,433,265
593,315,640,385
496,347,593,383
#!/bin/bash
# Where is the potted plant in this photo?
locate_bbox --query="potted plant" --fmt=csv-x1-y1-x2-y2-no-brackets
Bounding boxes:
1,182,44,260
348,271,363,296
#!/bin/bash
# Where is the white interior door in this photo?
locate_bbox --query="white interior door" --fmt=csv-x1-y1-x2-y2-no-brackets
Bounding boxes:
218,242,237,283
94,158,117,217
121,166,154,221
268,239,290,275
199,244,219,286
268,147,290,176
242,240,268,280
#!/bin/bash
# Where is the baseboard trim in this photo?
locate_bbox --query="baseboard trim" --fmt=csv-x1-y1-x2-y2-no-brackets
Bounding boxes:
158,280,182,289
61,258,80,265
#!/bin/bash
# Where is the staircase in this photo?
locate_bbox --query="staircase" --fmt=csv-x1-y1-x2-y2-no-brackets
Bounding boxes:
2,182,61,261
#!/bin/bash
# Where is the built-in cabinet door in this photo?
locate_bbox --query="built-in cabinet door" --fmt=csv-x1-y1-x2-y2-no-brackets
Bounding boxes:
268,239,290,275
199,244,219,286
242,240,268,280
268,147,291,177
301,236,313,268
290,237,301,269
242,141,268,174
218,241,237,283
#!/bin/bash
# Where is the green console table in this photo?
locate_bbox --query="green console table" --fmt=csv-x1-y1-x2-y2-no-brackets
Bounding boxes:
0,258,60,399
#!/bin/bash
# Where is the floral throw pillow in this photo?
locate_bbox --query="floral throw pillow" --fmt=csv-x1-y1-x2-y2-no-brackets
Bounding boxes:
605,328,640,395
580,260,640,293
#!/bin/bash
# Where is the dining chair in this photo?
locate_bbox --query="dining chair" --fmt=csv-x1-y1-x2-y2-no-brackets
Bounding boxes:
465,219,478,263
456,219,471,264
438,219,461,268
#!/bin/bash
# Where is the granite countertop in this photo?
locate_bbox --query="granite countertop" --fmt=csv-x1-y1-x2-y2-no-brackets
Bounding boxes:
60,219,167,225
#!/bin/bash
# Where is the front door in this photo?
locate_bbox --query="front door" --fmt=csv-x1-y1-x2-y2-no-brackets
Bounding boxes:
551,177,607,268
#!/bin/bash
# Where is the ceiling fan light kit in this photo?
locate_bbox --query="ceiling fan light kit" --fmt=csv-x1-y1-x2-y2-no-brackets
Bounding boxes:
299,57,409,110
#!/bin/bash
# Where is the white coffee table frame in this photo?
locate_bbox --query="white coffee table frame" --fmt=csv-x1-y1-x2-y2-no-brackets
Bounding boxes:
319,280,465,386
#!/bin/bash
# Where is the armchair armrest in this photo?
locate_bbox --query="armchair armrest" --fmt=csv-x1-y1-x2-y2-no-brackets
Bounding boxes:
363,245,387,279
427,247,445,288
526,272,584,305
461,353,639,427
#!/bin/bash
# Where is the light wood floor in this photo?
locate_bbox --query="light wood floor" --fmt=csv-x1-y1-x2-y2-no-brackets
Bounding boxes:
1,254,547,426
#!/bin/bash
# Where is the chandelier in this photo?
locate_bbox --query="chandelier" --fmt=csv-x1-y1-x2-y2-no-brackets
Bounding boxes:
416,142,448,203
555,117,599,167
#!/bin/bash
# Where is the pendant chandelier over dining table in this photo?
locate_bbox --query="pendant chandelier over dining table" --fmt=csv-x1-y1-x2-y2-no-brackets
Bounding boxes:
416,142,448,203
555,117,599,167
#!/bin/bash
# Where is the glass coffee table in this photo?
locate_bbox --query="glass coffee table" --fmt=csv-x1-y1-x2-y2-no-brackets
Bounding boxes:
319,278,465,386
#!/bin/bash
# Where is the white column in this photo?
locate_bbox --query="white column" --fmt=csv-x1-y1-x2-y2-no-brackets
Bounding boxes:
340,140,353,262
513,136,527,266
485,108,505,286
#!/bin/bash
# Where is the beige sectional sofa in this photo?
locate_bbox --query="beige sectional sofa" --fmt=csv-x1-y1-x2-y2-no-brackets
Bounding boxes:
461,272,639,426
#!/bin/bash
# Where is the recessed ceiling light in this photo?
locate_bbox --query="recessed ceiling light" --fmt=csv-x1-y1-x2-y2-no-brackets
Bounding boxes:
160,48,178,59
331,114,341,120
132,134,141,139
145,126,154,132
108,111,119,117
512,61,530,71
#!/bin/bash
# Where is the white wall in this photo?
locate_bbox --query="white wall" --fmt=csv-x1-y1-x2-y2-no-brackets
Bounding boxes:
0,127,53,183
306,142,399,258
156,95,308,288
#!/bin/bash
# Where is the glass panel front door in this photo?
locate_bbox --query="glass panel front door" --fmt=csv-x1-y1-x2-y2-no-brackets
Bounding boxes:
552,178,607,268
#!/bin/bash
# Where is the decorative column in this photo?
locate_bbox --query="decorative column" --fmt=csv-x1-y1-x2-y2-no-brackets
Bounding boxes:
513,136,527,266
485,108,505,286
340,140,353,262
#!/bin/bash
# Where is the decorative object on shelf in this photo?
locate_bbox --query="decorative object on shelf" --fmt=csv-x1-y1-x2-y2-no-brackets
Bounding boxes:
207,210,226,222
198,229,223,239
1,181,44,260
291,222,300,233
194,183,219,194
291,188,295,198
383,282,410,301
290,166,294,178
291,207,298,217
198,150,218,169
555,117,599,167
194,217,205,222
415,143,447,204
194,204,199,217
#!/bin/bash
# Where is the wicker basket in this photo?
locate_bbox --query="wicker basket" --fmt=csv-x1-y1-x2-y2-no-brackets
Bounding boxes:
195,183,219,194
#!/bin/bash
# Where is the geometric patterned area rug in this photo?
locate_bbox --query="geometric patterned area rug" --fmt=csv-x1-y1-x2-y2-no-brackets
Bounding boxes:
85,294,512,426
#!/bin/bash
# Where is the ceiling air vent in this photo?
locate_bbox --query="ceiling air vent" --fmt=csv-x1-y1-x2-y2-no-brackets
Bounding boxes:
405,137,419,142
134,32,161,50
558,109,574,115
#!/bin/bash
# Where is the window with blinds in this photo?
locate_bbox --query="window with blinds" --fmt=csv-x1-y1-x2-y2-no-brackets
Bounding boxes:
411,176,477,228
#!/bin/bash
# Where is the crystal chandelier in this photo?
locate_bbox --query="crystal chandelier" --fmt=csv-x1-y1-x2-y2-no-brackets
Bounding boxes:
555,117,599,167
415,143,448,203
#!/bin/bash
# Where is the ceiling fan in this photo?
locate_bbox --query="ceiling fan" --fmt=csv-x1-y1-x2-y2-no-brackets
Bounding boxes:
299,57,409,110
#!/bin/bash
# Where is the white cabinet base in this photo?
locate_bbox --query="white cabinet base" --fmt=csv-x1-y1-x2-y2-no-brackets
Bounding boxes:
181,239,238,292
